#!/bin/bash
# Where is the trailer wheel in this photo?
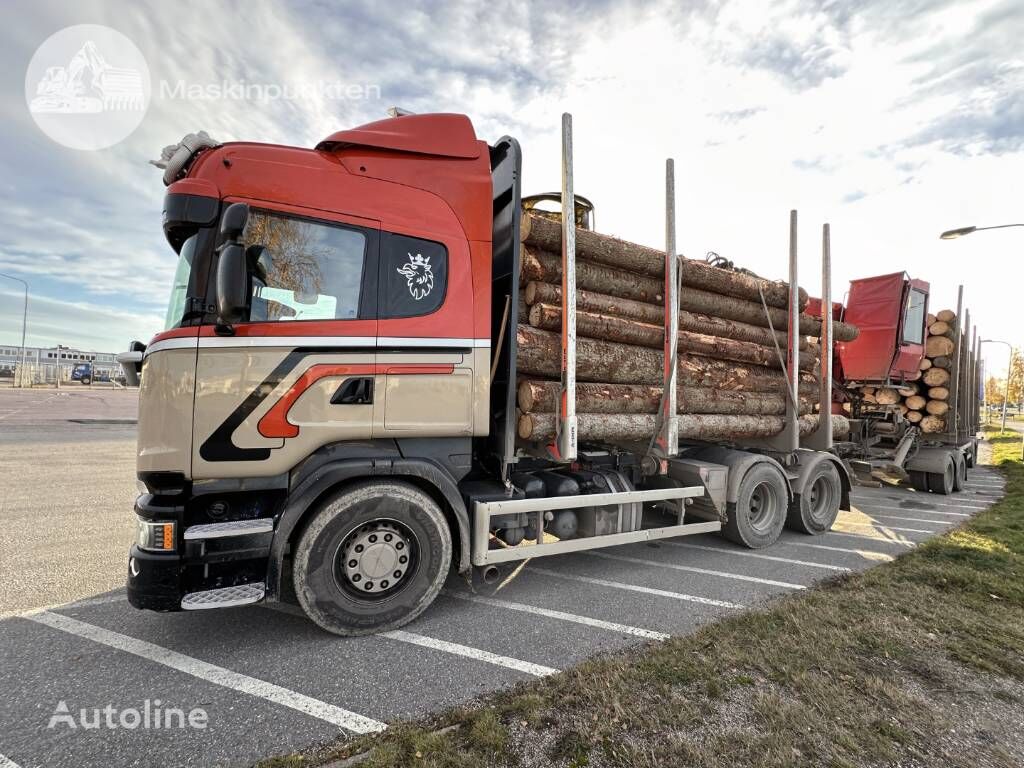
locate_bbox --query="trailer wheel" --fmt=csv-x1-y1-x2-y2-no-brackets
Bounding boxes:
908,471,929,492
952,454,967,492
723,464,788,548
293,479,451,636
786,461,841,535
926,460,955,496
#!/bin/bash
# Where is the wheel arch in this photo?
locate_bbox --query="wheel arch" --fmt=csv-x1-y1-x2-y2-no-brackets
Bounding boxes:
266,458,470,600
683,446,793,507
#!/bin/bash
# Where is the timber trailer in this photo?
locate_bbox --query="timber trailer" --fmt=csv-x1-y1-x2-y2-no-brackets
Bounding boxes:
824,274,981,492
121,113,850,635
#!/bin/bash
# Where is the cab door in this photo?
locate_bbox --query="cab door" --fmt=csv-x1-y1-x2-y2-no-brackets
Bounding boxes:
191,204,380,480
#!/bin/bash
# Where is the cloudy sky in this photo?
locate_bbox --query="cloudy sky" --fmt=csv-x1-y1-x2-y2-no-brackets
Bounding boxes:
1,0,1021,375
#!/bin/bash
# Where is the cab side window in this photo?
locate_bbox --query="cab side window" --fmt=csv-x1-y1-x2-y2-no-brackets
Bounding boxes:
902,288,927,345
242,210,367,322
380,232,448,318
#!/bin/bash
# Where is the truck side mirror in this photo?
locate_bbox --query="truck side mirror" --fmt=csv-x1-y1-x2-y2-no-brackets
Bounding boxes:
220,202,249,238
216,243,248,328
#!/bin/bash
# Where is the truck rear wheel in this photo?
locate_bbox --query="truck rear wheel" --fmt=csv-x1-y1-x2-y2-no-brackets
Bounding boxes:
786,461,841,535
926,460,955,496
952,454,967,492
723,464,788,549
293,480,451,636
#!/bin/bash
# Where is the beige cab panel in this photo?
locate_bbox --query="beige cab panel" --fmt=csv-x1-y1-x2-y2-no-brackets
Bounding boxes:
192,347,375,480
137,348,197,476
382,369,474,434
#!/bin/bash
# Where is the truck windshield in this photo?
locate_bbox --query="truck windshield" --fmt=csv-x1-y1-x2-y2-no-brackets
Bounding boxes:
164,234,197,329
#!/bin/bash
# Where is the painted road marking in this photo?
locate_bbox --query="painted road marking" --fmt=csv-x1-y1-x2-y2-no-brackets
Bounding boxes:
1,592,128,621
824,530,917,546
27,611,386,734
530,567,744,609
0,753,22,768
441,590,669,641
660,541,851,572
585,551,807,590
779,540,896,561
851,493,989,511
852,512,957,526
852,504,971,518
265,603,559,677
381,630,558,677
834,521,937,534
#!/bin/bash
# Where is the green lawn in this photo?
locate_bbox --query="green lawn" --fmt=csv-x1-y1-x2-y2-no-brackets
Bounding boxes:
257,437,1024,768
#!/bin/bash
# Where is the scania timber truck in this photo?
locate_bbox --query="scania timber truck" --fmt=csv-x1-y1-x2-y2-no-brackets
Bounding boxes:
122,112,853,635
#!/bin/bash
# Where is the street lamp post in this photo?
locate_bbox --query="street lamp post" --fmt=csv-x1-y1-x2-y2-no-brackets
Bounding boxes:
0,272,28,388
940,223,1024,458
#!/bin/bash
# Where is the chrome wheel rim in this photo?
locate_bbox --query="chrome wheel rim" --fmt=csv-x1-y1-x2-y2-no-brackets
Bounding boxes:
336,519,417,600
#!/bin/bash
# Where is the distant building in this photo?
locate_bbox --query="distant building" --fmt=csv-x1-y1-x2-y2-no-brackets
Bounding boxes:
0,343,120,381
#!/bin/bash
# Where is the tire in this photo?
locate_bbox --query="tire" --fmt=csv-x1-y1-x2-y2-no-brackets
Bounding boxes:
723,463,788,548
908,470,929,492
81,377,91,386
786,461,841,535
952,454,967,492
293,479,451,636
926,460,955,496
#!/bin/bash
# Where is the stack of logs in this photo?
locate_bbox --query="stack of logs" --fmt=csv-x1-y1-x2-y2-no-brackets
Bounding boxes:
514,212,858,444
857,308,957,434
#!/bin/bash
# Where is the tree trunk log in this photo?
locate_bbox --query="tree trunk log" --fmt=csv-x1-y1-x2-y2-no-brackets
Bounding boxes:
922,367,951,387
875,387,901,405
919,357,932,371
935,309,956,323
897,384,918,397
528,303,817,370
907,410,923,423
518,411,849,442
926,335,955,357
516,324,820,393
925,400,950,416
920,414,945,433
521,212,807,310
520,247,859,341
517,379,815,415
930,355,951,370
525,281,809,351
905,395,927,410
928,386,950,401
928,320,952,337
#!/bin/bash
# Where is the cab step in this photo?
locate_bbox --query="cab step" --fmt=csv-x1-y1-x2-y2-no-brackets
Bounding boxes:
183,518,274,540
181,582,266,610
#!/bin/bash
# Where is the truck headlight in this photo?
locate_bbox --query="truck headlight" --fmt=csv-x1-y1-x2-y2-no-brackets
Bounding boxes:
136,517,176,552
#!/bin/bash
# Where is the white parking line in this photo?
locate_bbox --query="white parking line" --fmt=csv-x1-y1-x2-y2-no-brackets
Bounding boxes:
441,590,669,641
834,521,935,534
850,512,957,526
778,540,896,561
659,541,851,572
381,630,558,677
852,505,970,518
585,551,807,590
851,494,989,511
530,567,744,609
1,592,129,622
823,530,917,547
27,611,386,734
0,753,22,768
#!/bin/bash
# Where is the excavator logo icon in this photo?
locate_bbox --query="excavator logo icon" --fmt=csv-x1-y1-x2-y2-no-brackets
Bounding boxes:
25,25,150,150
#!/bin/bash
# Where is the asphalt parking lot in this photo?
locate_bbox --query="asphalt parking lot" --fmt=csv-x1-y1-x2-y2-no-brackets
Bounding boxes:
0,388,1007,768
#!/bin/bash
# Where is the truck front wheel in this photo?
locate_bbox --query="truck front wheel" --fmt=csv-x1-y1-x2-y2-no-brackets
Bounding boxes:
293,480,451,636
723,464,788,549
786,461,841,535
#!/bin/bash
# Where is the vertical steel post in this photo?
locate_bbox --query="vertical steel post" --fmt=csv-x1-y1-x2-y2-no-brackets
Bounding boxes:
556,113,577,462
970,326,978,434
805,223,833,450
658,158,679,458
784,210,800,451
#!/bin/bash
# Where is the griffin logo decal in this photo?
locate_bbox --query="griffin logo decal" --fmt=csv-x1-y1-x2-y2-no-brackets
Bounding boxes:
396,253,433,300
